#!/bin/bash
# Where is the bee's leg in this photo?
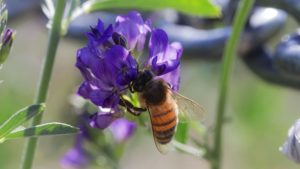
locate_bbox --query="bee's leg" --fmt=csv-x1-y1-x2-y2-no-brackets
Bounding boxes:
128,83,135,93
127,107,144,116
119,98,146,116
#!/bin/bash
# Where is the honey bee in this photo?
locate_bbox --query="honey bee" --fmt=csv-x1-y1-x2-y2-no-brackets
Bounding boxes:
120,69,204,154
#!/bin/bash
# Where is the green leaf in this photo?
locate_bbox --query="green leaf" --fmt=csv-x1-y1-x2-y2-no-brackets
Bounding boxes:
0,104,45,139
82,0,221,17
174,122,189,143
4,122,79,140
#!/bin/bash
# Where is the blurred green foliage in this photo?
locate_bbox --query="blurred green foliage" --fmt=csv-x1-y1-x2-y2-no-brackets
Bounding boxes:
81,0,220,18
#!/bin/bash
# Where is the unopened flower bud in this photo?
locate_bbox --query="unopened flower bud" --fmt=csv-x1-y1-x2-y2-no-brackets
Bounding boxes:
280,119,300,163
0,28,15,64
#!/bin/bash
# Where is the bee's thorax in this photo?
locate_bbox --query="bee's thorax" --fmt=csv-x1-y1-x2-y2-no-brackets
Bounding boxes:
142,79,168,106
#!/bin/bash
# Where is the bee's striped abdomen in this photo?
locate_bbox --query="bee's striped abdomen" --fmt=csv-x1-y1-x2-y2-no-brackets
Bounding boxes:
150,100,178,144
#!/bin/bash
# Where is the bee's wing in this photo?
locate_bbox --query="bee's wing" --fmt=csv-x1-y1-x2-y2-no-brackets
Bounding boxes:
172,92,205,122
152,135,173,154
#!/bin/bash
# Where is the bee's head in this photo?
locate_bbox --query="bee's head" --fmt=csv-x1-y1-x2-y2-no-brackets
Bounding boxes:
132,70,154,92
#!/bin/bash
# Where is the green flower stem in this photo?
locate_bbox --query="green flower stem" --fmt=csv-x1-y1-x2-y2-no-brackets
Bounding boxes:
20,1,66,169
211,0,255,169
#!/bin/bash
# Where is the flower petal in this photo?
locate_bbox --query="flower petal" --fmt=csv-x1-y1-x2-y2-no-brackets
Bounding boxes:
109,118,136,143
159,65,181,91
89,89,120,108
104,45,138,86
61,136,89,169
104,45,129,65
149,29,169,61
87,19,113,47
77,82,92,99
76,48,114,90
149,37,182,76
151,56,180,75
115,11,149,52
61,147,89,169
89,112,115,129
170,42,183,59
76,47,99,68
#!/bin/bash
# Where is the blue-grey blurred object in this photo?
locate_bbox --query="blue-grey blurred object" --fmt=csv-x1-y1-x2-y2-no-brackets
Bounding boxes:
274,30,300,80
6,0,39,19
161,25,230,59
257,0,300,23
228,0,300,23
162,7,286,59
243,46,300,89
243,30,300,89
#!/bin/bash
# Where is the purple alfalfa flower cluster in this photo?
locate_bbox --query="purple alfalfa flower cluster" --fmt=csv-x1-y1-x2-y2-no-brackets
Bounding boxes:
76,11,183,130
61,11,183,169
61,112,137,169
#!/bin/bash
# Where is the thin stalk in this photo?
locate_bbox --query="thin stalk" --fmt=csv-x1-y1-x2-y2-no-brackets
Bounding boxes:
211,0,255,169
20,1,66,169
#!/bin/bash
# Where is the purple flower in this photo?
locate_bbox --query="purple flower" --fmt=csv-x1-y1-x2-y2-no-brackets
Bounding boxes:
86,19,113,48
104,45,138,86
89,112,115,129
76,21,139,108
159,65,181,91
61,135,90,169
89,107,124,129
76,11,183,131
109,118,136,143
76,75,120,109
147,29,183,91
61,145,89,169
114,11,150,54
